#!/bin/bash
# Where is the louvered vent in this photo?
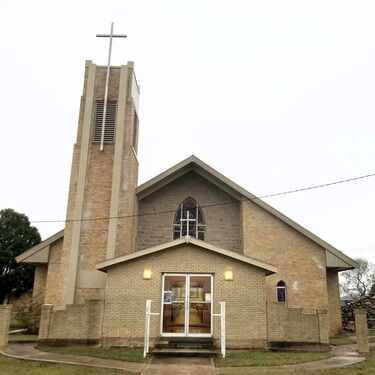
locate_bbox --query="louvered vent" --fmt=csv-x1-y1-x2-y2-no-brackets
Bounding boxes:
93,100,117,143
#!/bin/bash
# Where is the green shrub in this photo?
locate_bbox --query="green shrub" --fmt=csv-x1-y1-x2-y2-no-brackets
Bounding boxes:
13,295,42,334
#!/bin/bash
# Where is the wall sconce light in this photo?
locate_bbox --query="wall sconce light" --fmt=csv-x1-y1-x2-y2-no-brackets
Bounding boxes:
224,270,233,281
143,269,152,280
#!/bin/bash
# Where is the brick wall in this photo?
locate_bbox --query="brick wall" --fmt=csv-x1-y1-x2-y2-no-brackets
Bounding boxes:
45,238,63,306
102,243,267,348
267,302,329,344
241,200,328,311
39,300,103,343
0,305,12,347
137,172,240,252
54,63,139,307
326,270,342,336
33,265,48,300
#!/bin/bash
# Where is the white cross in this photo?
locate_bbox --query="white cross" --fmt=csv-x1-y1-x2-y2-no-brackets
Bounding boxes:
96,22,127,151
180,211,198,238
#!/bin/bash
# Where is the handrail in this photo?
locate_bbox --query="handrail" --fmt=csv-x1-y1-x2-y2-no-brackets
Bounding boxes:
143,299,160,358
213,301,226,358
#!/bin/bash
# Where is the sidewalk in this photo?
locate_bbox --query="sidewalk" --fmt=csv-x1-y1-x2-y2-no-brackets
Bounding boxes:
215,354,365,374
0,343,146,373
0,342,367,374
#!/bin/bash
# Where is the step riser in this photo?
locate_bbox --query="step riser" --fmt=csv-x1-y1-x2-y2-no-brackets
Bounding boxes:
153,337,218,357
155,344,216,350
153,352,216,357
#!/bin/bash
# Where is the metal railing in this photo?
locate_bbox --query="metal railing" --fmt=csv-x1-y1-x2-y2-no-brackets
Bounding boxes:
143,299,160,358
213,301,226,358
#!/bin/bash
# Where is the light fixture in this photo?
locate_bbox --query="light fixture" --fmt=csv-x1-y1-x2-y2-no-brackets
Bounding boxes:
224,270,233,281
143,269,152,280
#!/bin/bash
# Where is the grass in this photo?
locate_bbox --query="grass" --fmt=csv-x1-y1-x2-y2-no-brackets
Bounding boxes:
218,347,375,374
38,345,147,363
8,334,38,342
9,316,27,331
214,350,333,367
0,354,136,374
330,331,375,346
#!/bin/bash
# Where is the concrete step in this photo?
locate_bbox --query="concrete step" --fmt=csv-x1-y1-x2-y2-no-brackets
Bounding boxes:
153,337,218,356
152,348,218,357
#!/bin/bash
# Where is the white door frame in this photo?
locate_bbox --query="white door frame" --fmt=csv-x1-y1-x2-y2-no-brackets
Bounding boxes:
160,273,213,337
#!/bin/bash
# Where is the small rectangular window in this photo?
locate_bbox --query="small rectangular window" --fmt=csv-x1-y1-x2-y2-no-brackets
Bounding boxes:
93,100,117,143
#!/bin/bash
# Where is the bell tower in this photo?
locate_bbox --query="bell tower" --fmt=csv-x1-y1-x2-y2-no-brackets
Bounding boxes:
57,60,140,307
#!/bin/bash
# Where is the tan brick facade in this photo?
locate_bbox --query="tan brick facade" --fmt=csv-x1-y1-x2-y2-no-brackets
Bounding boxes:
241,200,328,310
45,237,63,306
102,244,267,348
326,270,342,336
51,61,139,307
0,305,12,347
39,301,103,344
18,60,356,348
267,303,329,344
355,309,369,353
32,265,48,300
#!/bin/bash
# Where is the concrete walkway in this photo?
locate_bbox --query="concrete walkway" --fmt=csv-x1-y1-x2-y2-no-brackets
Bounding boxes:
215,355,365,374
0,342,367,374
143,357,215,375
0,343,146,373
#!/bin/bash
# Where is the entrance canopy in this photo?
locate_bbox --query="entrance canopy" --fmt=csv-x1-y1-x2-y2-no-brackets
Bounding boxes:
96,235,277,275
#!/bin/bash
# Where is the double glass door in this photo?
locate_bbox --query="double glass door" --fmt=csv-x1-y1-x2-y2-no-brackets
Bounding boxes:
161,274,212,337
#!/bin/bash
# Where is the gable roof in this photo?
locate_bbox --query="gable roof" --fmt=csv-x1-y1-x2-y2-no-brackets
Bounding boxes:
16,229,64,264
96,235,278,275
136,155,357,270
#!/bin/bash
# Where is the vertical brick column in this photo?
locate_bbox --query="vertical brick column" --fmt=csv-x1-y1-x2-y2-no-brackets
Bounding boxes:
317,309,329,344
0,305,12,347
355,309,369,354
86,300,104,340
38,304,54,340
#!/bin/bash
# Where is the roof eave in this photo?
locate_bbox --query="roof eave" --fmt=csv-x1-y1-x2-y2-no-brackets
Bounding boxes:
16,229,64,263
96,236,277,275
136,155,357,270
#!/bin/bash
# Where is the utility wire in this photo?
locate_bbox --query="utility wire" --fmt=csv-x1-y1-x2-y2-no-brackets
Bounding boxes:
30,171,375,224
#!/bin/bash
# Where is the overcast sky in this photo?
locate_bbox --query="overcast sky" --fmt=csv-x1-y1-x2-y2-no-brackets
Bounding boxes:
1,0,374,263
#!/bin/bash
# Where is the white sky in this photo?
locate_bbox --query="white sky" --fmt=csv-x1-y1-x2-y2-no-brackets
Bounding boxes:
0,0,374,263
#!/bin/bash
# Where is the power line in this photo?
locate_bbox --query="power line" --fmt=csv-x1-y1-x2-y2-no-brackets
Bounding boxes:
30,171,375,224
259,172,375,198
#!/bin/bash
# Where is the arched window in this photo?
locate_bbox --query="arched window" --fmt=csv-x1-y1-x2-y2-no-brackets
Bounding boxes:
173,197,205,240
276,281,287,302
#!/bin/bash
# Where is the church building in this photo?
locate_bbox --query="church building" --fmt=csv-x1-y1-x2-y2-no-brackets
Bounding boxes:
17,60,357,350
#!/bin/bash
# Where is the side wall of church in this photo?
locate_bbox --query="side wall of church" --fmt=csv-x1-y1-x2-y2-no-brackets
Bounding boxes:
102,244,267,348
241,200,328,311
137,172,240,252
44,238,63,306
326,270,342,336
32,265,48,301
